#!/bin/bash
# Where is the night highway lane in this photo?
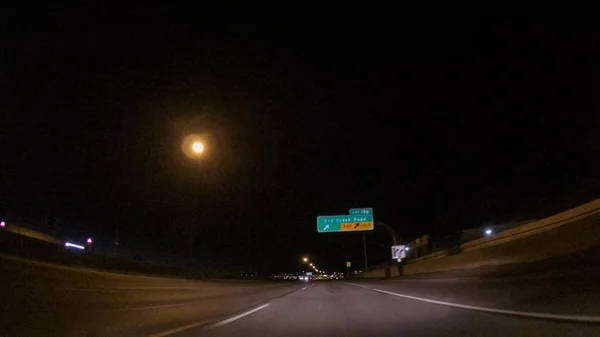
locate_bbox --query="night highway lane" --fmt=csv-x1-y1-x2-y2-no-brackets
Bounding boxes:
3,255,600,336
0,254,301,336
191,281,600,337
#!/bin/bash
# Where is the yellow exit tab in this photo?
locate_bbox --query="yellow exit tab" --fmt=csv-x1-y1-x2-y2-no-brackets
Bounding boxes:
340,222,374,231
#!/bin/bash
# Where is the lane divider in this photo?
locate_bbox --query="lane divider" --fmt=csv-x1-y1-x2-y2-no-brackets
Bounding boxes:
373,288,600,324
148,319,213,337
208,303,271,328
148,284,306,335
123,300,215,311
207,285,307,329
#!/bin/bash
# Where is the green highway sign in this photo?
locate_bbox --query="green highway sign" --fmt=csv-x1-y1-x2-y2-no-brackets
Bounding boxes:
349,208,373,216
317,214,374,233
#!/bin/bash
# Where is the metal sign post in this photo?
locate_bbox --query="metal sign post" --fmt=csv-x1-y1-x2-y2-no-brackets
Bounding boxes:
363,232,368,272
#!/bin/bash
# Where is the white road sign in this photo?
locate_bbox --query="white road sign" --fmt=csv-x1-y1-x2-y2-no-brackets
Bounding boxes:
391,245,406,260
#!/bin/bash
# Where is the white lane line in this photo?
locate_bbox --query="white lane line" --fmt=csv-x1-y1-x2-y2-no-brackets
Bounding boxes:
345,282,371,290
300,286,307,291
148,319,213,337
208,303,271,328
117,300,213,311
373,288,600,324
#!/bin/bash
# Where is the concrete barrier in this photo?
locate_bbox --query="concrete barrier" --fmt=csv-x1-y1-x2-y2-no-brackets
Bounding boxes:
4,223,61,244
360,198,600,278
0,228,210,279
404,198,600,275
361,265,401,279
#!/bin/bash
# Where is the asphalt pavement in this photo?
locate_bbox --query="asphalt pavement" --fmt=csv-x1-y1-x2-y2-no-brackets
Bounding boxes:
197,281,600,337
2,253,600,336
0,254,299,336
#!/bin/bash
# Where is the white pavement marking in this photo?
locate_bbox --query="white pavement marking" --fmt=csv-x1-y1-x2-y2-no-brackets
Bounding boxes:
373,288,600,324
300,286,307,291
345,282,371,290
148,319,213,337
208,303,271,328
118,300,213,311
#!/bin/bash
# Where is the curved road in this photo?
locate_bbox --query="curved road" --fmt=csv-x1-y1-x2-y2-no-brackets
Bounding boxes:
1,254,600,336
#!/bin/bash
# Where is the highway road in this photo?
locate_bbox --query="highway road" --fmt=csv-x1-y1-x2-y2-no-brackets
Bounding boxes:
2,253,600,336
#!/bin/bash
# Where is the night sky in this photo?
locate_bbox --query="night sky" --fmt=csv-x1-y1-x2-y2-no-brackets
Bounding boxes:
3,13,599,274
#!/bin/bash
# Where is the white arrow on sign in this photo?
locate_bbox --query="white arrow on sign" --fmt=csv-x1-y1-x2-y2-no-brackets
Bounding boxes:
324,225,329,231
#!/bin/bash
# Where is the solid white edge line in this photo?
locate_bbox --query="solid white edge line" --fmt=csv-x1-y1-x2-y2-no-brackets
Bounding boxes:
373,288,600,324
208,303,272,328
345,282,371,290
148,319,213,337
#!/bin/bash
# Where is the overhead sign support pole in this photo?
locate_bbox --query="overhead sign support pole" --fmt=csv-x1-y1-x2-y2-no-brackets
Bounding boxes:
363,232,368,272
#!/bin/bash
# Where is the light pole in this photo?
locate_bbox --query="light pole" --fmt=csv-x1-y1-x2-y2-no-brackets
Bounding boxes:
181,135,208,258
363,232,368,272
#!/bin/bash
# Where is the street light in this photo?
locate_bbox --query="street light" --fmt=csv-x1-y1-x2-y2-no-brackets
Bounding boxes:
181,134,207,160
180,134,211,257
303,257,309,263
192,141,204,154
309,263,313,267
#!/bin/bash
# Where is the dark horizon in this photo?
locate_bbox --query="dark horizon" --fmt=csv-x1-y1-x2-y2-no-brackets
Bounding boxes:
3,15,599,273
